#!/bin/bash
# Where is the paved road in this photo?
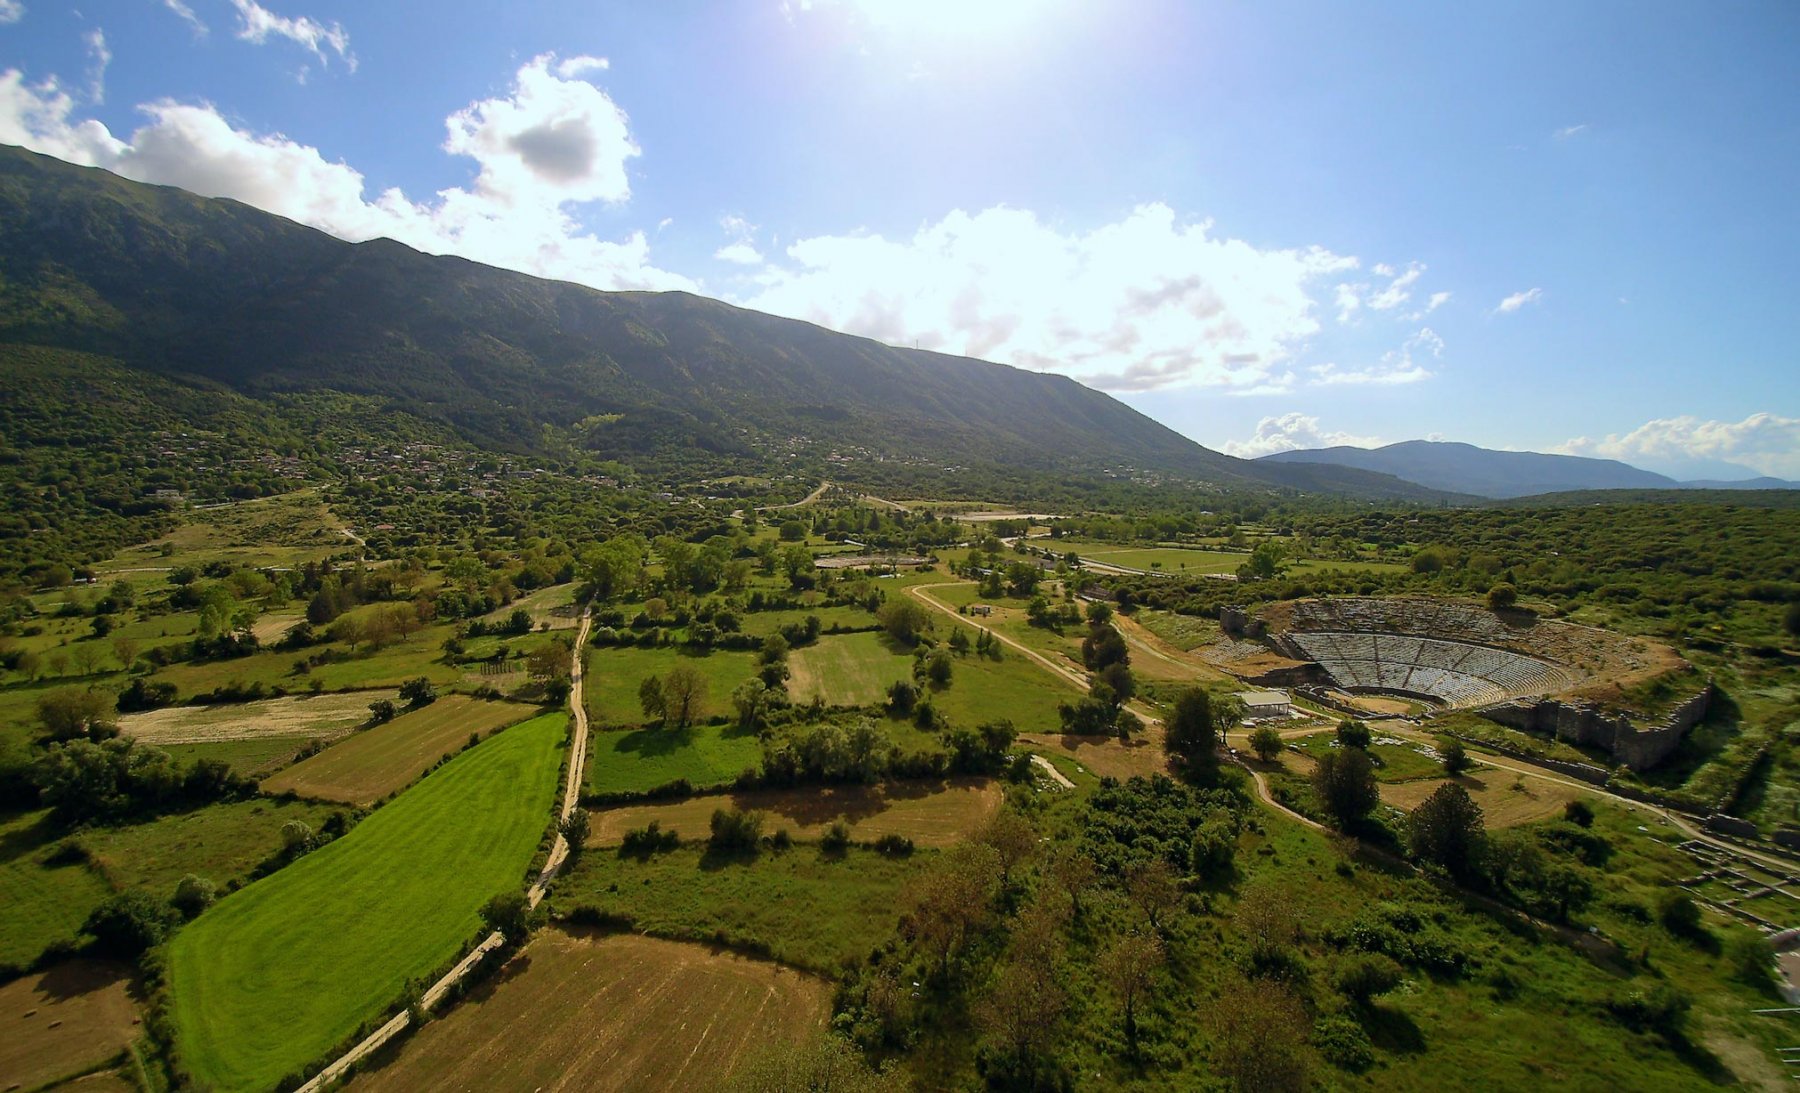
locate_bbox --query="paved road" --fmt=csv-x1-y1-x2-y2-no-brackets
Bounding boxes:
296,606,593,1092
759,480,831,512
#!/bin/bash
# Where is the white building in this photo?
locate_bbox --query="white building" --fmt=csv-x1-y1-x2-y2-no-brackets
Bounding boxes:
1240,689,1293,720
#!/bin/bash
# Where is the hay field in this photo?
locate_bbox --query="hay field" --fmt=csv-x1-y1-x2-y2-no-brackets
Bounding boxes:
0,961,138,1092
350,931,830,1093
261,696,534,805
589,777,1000,848
1381,771,1589,828
118,690,397,745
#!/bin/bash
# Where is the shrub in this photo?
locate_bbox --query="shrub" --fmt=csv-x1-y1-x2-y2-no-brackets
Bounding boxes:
171,874,217,919
1248,726,1282,762
1657,891,1703,936
708,808,765,853
83,892,176,958
820,820,852,853
1333,952,1403,1003
620,820,680,857
873,833,914,857
1313,1013,1375,1072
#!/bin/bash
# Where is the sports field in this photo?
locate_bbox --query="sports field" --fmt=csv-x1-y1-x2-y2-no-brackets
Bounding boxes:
588,777,1000,848
166,712,567,1092
787,631,913,706
587,722,763,796
261,696,534,805
348,931,830,1093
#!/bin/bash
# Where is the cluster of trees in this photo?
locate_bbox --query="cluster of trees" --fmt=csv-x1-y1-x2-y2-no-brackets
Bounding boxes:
1058,605,1145,739
637,665,707,730
35,737,257,823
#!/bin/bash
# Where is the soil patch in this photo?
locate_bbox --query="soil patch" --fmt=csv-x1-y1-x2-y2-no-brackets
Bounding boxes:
349,931,830,1093
0,960,138,1092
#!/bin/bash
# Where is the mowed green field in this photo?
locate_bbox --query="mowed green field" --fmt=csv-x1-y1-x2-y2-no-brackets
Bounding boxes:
587,722,763,796
583,645,758,728
548,844,925,975
261,696,535,805
166,712,567,1092
787,631,913,706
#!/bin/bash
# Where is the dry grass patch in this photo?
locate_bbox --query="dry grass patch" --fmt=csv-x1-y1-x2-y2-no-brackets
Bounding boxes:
261,696,534,806
0,961,138,1092
589,777,1000,848
1017,732,1170,781
786,631,912,707
349,931,830,1093
1380,770,1588,828
118,690,395,746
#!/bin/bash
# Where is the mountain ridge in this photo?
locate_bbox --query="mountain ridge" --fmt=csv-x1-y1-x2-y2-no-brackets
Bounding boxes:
0,144,1450,501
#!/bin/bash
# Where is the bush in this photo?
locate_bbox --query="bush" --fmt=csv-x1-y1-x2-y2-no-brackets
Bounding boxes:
368,699,397,724
1313,1013,1375,1072
1563,799,1595,828
708,808,765,853
873,833,914,857
1657,891,1703,936
1333,952,1403,1003
399,677,437,708
820,820,852,853
83,891,176,958
1606,984,1691,1038
171,873,217,919
620,820,680,857
480,890,536,941
1248,726,1282,762
1335,720,1372,750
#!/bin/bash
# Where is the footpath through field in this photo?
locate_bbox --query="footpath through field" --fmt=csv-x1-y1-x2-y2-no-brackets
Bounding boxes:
296,608,592,1093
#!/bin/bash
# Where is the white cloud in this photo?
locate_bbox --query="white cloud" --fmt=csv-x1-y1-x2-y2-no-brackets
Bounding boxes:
1555,123,1590,140
1222,413,1383,458
0,58,693,293
83,29,109,105
230,0,353,70
163,0,207,35
739,204,1359,392
1556,413,1800,479
0,1,22,26
1366,261,1423,311
1494,287,1542,314
1308,327,1440,387
554,55,608,78
715,242,764,265
1424,290,1451,312
1334,261,1443,323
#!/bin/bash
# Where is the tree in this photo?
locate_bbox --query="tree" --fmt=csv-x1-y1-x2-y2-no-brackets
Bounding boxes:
709,807,765,852
1097,662,1134,709
1101,932,1165,1055
733,677,772,731
925,648,953,688
1311,747,1379,829
876,598,930,644
779,519,807,541
1406,782,1487,881
662,664,706,729
638,675,666,722
37,688,115,740
905,843,1000,977
975,809,1038,887
1488,583,1519,611
368,699,397,724
526,641,569,681
281,820,315,854
1335,719,1372,750
1163,687,1218,777
110,635,140,670
481,890,536,941
1249,726,1283,762
1440,737,1471,776
1208,976,1309,1092
1190,807,1238,881
399,677,437,708
83,891,176,958
1046,846,1097,917
1081,623,1129,670
560,809,591,855
1124,858,1182,932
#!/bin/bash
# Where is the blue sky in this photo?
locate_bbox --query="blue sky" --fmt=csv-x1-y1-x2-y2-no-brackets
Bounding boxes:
3,1,1797,476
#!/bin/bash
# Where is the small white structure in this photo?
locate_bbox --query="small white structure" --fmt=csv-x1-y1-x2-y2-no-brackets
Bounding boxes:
1240,689,1293,720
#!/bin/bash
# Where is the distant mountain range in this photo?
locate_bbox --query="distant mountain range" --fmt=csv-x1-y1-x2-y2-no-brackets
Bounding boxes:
1258,440,1796,499
0,145,1452,502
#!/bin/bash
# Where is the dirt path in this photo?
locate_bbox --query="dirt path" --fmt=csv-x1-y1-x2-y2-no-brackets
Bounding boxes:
906,582,1091,694
296,607,592,1093
759,481,831,512
1030,754,1076,790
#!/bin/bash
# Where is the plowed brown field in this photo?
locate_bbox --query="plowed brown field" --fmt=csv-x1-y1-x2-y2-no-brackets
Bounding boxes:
349,932,829,1093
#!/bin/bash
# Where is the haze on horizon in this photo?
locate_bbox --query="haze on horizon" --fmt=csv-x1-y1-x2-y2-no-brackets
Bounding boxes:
1,0,1795,477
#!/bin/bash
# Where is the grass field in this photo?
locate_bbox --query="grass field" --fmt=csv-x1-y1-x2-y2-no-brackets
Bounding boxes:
1292,734,1447,783
162,736,320,778
1016,732,1169,781
787,631,913,706
80,797,342,896
0,960,139,1092
583,645,759,728
927,645,1080,733
147,625,464,700
480,583,582,631
737,603,874,637
1133,609,1221,650
549,845,925,975
588,777,1000,848
0,811,114,970
348,931,830,1093
261,696,535,806
94,490,348,577
166,712,567,1092
119,690,395,746
586,722,764,796
1381,770,1589,828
